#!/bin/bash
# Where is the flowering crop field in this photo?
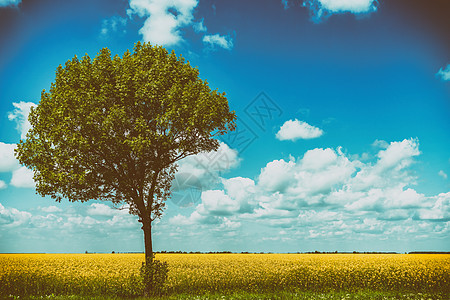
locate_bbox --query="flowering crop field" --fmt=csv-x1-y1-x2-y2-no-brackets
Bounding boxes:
0,253,449,298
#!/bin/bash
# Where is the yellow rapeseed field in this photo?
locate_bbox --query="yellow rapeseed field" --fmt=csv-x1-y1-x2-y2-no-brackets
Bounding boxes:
0,253,449,297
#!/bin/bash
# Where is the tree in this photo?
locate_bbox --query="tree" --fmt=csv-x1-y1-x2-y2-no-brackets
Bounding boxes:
15,42,236,262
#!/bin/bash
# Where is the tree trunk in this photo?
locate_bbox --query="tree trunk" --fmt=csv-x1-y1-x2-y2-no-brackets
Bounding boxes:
141,218,154,297
142,219,153,262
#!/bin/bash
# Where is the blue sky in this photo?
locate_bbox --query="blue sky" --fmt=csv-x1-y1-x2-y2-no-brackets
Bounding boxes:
0,0,449,253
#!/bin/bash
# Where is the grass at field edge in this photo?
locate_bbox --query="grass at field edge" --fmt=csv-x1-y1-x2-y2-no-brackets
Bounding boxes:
4,291,449,300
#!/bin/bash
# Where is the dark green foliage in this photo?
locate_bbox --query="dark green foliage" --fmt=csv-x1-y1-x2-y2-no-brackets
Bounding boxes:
14,41,236,260
140,254,169,296
16,42,235,208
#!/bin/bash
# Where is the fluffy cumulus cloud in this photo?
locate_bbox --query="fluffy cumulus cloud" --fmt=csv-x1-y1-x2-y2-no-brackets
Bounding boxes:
170,142,240,208
0,203,31,228
290,147,356,198
2,137,449,252
375,138,420,171
197,190,240,216
126,0,234,50
0,141,36,189
176,142,240,190
303,0,378,21
436,64,450,81
127,0,198,46
10,166,35,188
222,177,256,213
8,101,36,139
170,138,449,246
0,0,21,7
0,102,37,191
276,119,323,141
203,34,234,50
0,142,19,172
315,0,377,13
69,203,136,230
169,178,250,231
258,159,296,193
416,193,450,222
0,202,141,252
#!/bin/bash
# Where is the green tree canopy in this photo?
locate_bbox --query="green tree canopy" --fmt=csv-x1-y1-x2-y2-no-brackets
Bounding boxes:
15,42,236,260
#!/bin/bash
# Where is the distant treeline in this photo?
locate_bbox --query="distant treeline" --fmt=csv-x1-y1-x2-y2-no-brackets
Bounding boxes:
408,251,450,254
101,251,449,254
305,251,399,254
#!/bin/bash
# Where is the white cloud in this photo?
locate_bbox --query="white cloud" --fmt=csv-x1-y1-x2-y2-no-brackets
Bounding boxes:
100,16,127,37
127,0,198,46
222,177,256,213
222,177,255,201
197,190,240,216
276,119,323,141
436,64,450,81
171,142,240,208
287,140,416,210
65,215,99,227
0,201,142,251
292,149,355,197
169,213,195,226
439,170,448,180
169,186,245,232
125,0,234,51
176,142,240,189
379,209,411,221
301,148,338,170
190,142,240,173
87,203,128,216
417,193,450,221
29,205,138,233
253,201,298,220
375,138,420,172
317,0,377,13
40,206,62,213
181,145,358,225
0,142,19,172
384,187,424,209
0,0,21,7
31,213,64,229
3,134,448,252
0,180,7,189
345,139,420,193
344,186,425,212
256,148,355,208
10,166,35,188
203,34,234,50
0,203,32,228
303,0,378,21
258,159,296,193
106,215,137,228
372,139,389,149
172,137,450,245
193,18,207,32
169,209,240,233
218,217,241,230
8,101,36,139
